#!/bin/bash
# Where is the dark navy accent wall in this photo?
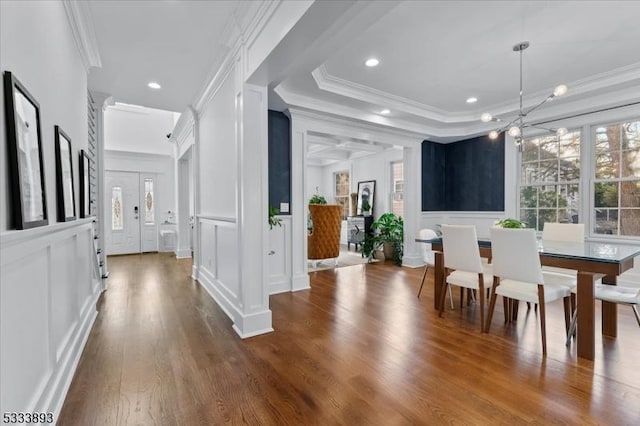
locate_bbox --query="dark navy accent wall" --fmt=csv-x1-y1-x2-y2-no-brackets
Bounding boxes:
422,134,505,211
421,141,446,211
268,110,291,214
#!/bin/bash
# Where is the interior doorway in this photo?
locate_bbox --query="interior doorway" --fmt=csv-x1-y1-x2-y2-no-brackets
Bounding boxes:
105,170,158,255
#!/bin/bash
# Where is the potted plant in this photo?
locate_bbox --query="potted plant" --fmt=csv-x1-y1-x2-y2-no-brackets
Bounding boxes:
495,218,526,228
361,212,404,265
268,205,282,230
309,194,327,205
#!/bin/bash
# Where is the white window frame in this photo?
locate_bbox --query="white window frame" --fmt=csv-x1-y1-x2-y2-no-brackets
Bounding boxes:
390,160,404,217
589,119,640,239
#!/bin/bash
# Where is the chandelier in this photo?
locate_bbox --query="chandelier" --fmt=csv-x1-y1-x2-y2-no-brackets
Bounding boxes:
481,41,568,148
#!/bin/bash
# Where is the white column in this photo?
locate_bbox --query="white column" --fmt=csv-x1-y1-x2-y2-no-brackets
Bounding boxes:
234,82,273,337
402,145,423,267
290,115,310,291
191,112,201,280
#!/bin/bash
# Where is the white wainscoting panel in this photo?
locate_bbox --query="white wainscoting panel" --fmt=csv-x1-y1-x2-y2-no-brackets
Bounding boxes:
268,216,291,294
0,219,100,420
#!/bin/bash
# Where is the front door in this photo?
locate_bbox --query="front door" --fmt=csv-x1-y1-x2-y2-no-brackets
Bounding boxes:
105,171,158,255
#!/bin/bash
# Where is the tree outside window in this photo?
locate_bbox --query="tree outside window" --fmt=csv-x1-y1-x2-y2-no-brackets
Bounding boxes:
593,120,640,236
334,171,350,219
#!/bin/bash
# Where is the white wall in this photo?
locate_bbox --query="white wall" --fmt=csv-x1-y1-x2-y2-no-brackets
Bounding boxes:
0,1,88,231
0,0,100,419
306,165,324,202
104,104,177,156
198,75,237,218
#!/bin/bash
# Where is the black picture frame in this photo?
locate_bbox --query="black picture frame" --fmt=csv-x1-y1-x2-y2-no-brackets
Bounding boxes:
357,180,376,216
3,71,48,229
54,126,76,222
79,149,91,218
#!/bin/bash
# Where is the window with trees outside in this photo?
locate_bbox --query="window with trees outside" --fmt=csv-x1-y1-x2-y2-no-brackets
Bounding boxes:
334,171,349,219
519,130,581,231
390,161,404,217
593,120,640,237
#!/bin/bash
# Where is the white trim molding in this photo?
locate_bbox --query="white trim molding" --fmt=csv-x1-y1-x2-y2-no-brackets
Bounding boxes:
62,0,102,72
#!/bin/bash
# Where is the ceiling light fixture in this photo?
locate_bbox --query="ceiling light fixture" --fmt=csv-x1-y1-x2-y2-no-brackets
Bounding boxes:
380,109,390,115
481,41,568,148
365,58,379,67
147,81,161,89
466,97,478,104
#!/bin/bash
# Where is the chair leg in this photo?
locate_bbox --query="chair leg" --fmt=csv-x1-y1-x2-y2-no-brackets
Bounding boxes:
566,307,578,346
417,265,428,298
460,287,464,308
512,300,519,321
448,284,454,309
478,274,485,333
439,280,449,318
563,297,571,334
485,277,499,333
503,297,509,323
632,305,640,327
537,285,547,355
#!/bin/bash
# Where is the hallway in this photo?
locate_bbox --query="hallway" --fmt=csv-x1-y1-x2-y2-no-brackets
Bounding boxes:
57,253,639,424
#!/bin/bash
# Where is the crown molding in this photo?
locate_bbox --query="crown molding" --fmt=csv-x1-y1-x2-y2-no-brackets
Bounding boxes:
62,0,102,72
89,91,113,111
312,61,640,125
192,1,279,115
170,107,196,146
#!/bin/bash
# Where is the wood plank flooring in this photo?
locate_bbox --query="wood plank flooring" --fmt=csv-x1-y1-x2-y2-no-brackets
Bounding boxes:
58,253,640,425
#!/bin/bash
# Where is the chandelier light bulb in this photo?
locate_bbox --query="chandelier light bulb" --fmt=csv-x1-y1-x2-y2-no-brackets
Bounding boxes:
553,84,568,97
481,113,493,123
508,126,521,137
489,130,499,140
556,127,568,137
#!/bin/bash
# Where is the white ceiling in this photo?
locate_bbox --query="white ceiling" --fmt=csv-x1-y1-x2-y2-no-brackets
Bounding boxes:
306,131,399,167
87,0,237,113
276,0,640,143
83,0,640,154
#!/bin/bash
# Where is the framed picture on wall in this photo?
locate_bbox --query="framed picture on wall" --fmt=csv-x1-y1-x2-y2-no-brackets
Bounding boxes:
54,126,76,221
79,149,91,218
3,71,48,229
357,180,376,216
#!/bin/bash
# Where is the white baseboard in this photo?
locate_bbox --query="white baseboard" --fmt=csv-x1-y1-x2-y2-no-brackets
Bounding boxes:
197,266,273,338
269,279,291,295
191,264,199,281
175,248,192,259
402,253,423,268
291,273,310,291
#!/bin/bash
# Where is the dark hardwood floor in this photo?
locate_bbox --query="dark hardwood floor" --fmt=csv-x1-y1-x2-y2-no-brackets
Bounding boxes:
58,253,640,425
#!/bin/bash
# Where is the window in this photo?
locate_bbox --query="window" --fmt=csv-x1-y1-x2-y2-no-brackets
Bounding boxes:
334,171,350,219
391,161,403,217
593,120,640,236
111,186,123,230
144,178,154,224
519,130,581,230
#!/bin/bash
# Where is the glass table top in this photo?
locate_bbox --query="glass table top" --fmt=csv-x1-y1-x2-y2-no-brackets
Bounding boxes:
416,237,640,264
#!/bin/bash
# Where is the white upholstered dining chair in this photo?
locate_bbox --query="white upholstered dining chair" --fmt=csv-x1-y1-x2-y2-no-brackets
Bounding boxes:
439,225,493,332
486,227,573,355
417,229,454,308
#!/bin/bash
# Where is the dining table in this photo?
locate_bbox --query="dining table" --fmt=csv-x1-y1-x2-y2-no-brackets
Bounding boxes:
415,236,640,361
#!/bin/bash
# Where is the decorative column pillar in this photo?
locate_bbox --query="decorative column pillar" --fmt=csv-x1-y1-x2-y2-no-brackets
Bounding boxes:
402,144,423,267
289,113,310,291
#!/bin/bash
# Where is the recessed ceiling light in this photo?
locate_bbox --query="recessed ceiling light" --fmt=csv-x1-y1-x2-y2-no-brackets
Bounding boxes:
380,109,390,115
148,82,161,89
466,97,478,104
365,58,379,67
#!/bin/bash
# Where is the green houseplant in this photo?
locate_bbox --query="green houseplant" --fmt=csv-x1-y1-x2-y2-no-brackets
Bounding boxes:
495,218,526,229
268,205,282,230
361,212,404,265
361,200,371,216
309,194,327,205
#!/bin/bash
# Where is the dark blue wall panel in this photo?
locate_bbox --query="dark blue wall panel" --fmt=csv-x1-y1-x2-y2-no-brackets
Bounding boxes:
422,134,505,211
268,110,291,214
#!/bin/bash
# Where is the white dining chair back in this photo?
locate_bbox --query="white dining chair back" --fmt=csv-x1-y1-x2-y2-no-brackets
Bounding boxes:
441,225,483,273
418,228,438,265
491,228,544,285
542,223,584,242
